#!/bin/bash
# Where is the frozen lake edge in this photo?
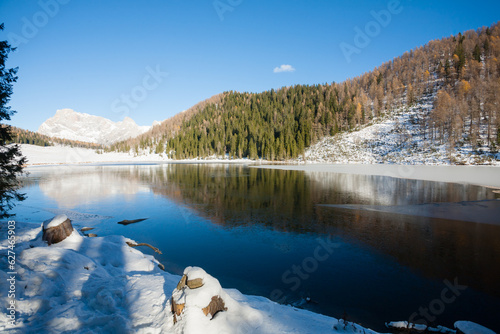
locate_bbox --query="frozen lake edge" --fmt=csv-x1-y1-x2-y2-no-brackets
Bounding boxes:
253,163,500,189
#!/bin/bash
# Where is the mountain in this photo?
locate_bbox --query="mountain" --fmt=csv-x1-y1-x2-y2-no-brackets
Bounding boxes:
38,109,152,145
109,22,500,163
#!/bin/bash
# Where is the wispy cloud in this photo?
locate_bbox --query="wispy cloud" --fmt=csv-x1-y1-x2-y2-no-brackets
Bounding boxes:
273,64,296,73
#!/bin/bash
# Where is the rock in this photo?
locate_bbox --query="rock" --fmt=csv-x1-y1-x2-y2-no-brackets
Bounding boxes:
176,275,187,290
202,295,227,318
187,277,204,289
117,218,147,225
42,215,74,245
171,297,185,319
175,274,204,290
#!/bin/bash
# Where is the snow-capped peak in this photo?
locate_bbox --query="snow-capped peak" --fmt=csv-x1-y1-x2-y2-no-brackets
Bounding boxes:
38,109,152,146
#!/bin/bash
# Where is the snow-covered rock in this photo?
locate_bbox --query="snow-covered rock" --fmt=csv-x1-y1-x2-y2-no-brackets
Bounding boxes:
171,266,231,327
42,214,74,245
38,109,152,145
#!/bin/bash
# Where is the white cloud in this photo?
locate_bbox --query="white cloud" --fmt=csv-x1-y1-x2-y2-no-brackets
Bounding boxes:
273,64,296,73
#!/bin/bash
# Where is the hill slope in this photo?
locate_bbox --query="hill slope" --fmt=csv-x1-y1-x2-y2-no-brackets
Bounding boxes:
109,22,500,164
303,94,500,165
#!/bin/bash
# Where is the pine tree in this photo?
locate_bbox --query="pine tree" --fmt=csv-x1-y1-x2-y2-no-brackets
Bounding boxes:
473,44,482,63
0,24,26,219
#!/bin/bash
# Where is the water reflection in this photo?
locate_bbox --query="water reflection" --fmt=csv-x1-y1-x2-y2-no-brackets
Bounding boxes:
126,164,500,296
26,166,150,208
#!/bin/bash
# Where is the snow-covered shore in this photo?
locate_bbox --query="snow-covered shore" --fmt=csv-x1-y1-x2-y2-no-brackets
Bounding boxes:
18,144,253,166
0,221,375,334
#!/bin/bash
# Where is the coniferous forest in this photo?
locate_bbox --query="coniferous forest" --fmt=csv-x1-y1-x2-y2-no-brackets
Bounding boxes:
109,23,500,160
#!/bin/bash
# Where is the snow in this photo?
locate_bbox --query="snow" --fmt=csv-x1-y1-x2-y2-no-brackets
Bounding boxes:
44,214,69,228
37,108,152,145
19,143,166,165
299,97,500,166
0,221,382,334
386,321,455,333
454,321,496,334
18,144,254,166
386,321,428,331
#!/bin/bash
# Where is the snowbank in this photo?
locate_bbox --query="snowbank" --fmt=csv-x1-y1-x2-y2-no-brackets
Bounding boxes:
0,221,379,334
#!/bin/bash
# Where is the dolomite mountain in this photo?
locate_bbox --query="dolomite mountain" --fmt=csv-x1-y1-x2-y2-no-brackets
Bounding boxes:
38,109,154,145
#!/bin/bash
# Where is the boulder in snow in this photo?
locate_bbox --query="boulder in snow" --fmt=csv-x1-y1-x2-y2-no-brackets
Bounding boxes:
42,214,74,245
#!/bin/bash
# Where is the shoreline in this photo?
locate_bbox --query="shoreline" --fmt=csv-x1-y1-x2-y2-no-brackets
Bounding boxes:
19,144,500,188
253,163,500,189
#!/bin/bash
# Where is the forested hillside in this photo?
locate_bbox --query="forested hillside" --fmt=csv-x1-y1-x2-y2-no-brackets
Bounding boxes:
7,126,104,150
109,22,500,160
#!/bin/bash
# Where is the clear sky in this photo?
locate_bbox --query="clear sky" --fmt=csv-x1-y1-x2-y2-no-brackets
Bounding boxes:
1,0,499,131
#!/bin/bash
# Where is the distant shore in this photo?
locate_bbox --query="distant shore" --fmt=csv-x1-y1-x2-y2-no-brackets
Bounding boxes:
254,163,500,189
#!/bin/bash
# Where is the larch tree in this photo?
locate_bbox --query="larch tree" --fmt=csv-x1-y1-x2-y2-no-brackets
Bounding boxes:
0,23,26,219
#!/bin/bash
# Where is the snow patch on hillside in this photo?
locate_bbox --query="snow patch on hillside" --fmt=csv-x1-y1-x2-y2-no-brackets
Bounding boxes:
302,98,500,166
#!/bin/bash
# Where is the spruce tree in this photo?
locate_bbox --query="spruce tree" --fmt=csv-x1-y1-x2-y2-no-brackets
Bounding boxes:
0,24,26,219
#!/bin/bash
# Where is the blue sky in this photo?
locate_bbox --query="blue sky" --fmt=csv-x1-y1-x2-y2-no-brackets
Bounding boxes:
1,0,499,131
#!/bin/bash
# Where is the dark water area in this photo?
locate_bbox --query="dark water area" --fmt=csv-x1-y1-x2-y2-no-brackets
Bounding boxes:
14,164,500,332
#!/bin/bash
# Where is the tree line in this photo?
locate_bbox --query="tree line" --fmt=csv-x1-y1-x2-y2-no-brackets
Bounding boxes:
7,126,104,150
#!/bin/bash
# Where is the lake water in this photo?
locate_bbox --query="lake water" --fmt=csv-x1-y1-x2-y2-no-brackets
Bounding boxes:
13,163,500,332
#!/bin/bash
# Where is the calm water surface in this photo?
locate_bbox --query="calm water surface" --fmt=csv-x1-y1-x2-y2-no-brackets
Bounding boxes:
14,164,500,331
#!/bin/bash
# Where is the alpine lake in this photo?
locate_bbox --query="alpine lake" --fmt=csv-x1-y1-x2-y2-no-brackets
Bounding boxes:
13,163,500,332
